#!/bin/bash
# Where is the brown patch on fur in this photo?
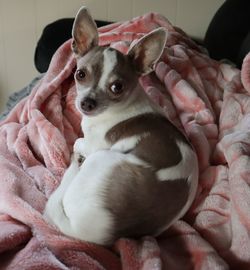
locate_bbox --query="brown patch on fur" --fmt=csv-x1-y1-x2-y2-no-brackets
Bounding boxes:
104,48,138,102
76,47,105,85
104,161,189,241
106,113,190,170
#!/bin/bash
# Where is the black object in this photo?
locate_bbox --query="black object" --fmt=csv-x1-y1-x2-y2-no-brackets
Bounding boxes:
34,18,111,73
36,2,250,72
204,0,250,68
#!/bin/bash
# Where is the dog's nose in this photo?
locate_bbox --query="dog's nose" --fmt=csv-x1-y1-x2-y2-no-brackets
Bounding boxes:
80,97,97,112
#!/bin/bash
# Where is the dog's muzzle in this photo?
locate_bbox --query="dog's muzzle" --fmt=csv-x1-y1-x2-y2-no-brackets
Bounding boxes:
80,97,97,113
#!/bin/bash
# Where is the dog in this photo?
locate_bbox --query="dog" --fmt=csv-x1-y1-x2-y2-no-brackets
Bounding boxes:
44,6,199,246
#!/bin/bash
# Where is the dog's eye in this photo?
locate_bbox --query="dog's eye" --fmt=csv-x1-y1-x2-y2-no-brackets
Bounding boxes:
109,81,124,95
76,69,86,81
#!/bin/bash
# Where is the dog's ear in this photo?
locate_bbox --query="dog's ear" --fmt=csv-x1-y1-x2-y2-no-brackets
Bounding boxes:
128,28,167,75
72,6,98,56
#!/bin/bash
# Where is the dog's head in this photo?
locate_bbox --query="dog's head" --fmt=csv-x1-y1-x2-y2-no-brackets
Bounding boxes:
72,7,167,116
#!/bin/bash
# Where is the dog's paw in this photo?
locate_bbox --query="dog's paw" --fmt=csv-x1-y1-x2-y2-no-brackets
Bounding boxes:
74,138,86,153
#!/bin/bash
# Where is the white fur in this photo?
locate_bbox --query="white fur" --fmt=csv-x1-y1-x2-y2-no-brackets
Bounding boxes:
99,49,117,89
44,156,80,231
156,141,197,181
111,132,150,153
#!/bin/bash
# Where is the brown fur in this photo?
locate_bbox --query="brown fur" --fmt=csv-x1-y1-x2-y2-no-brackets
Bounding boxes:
106,113,191,170
104,161,189,242
103,113,192,242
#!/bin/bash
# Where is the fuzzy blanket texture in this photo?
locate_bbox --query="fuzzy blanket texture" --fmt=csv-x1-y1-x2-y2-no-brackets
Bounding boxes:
1,12,250,270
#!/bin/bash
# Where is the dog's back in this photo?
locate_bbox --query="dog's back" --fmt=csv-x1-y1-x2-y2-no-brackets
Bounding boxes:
103,113,198,241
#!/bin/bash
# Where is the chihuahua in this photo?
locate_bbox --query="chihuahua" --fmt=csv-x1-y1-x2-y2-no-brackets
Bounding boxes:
44,7,198,246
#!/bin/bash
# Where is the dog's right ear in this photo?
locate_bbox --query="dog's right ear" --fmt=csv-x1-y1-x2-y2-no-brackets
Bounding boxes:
127,28,167,75
72,6,99,56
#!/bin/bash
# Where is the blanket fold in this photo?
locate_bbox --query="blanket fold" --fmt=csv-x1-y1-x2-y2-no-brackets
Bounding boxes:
1,11,250,269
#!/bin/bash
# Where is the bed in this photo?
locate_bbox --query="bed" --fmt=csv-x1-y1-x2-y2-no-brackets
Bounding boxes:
1,2,250,269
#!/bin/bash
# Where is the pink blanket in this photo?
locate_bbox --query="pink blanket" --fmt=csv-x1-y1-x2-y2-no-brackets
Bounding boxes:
1,12,250,269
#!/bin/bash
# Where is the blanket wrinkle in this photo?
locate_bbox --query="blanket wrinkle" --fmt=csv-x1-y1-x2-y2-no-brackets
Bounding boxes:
1,11,250,269
0,218,31,254
115,237,162,270
241,52,250,92
158,221,229,270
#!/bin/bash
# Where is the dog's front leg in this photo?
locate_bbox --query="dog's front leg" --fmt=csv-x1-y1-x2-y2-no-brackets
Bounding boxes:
73,137,91,162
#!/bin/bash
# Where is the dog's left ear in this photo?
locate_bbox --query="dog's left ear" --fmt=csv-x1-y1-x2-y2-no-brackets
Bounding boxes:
72,6,98,56
128,28,167,75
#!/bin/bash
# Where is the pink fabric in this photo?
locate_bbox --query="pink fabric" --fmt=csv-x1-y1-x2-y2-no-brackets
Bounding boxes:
1,12,250,269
